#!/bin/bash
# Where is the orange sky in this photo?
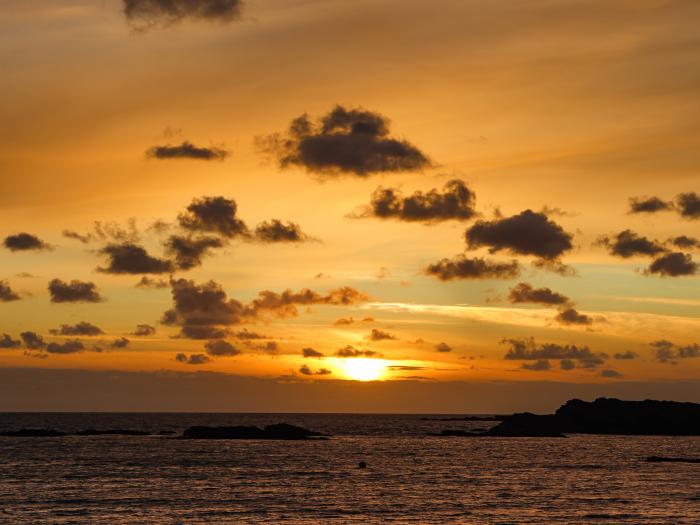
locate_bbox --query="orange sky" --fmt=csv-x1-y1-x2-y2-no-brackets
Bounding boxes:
0,0,699,411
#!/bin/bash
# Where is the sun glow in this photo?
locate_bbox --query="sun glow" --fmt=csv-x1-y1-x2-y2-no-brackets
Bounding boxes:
341,358,387,381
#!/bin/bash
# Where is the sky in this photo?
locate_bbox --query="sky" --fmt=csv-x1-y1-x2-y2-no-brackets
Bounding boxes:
1,0,699,412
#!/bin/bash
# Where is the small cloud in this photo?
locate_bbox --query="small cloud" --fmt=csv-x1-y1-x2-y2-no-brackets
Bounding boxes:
554,308,594,326
175,353,212,365
164,235,223,270
302,347,324,359
0,334,21,348
613,351,637,360
628,196,673,214
676,192,700,220
598,230,666,258
508,282,570,306
47,339,85,354
367,328,397,341
600,369,622,378
48,279,104,303
3,233,51,252
123,0,243,29
522,359,551,371
132,324,156,336
178,196,249,239
204,339,240,357
425,256,520,280
147,141,229,161
20,331,46,350
335,345,381,358
299,364,332,376
645,252,698,277
435,342,452,353
98,243,174,274
110,337,130,349
49,322,104,336
135,276,169,289
254,220,313,243
0,280,20,302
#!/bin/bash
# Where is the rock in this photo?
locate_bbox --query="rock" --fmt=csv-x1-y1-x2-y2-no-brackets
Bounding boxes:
182,423,327,440
486,413,566,437
0,428,67,437
74,429,151,436
646,456,700,463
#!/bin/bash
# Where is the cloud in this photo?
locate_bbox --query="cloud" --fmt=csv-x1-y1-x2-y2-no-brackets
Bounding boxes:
508,282,570,306
554,308,593,326
20,332,45,350
425,256,520,280
147,141,228,161
3,233,50,252
62,230,92,244
164,235,223,270
646,252,698,277
178,196,249,238
123,0,243,28
49,322,104,336
0,281,20,302
368,329,396,341
64,220,140,245
503,338,606,369
522,359,551,371
613,351,638,360
162,278,369,339
435,342,452,353
299,364,332,376
334,317,374,326
302,347,324,359
47,339,84,354
599,230,666,258
600,369,622,378
359,179,476,222
110,337,130,349
651,340,699,363
628,196,673,214
98,243,174,275
48,279,103,303
466,210,573,262
233,329,267,340
135,276,169,289
0,334,20,348
676,192,700,219
175,353,212,365
204,339,240,357
261,105,430,177
560,359,576,370
335,345,381,358
254,220,312,243
670,235,699,250
132,324,156,336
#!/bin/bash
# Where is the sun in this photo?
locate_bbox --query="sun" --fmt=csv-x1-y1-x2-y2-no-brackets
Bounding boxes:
341,358,386,381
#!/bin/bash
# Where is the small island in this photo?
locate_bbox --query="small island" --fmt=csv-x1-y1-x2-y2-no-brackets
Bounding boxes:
434,397,700,438
182,423,328,440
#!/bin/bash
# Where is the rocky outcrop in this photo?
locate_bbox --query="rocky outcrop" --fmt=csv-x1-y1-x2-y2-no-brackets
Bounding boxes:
646,456,700,463
182,423,327,440
0,428,67,437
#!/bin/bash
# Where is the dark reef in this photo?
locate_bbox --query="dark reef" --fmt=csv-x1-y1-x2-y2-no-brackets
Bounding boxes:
182,423,327,440
434,398,700,437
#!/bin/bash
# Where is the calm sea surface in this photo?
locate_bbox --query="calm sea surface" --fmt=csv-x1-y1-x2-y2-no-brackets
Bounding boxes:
0,413,698,524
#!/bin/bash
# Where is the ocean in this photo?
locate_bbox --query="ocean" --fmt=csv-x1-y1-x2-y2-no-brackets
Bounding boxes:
0,413,698,524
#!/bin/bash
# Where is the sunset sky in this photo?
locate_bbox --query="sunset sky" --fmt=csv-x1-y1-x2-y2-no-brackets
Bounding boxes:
1,0,699,412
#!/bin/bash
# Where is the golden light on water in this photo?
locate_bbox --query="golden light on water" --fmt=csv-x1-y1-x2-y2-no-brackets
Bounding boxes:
340,359,387,381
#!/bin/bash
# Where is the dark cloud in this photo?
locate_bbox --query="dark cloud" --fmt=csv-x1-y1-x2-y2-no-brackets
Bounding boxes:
261,105,430,177
175,353,212,365
162,278,368,339
508,282,570,306
613,351,638,360
333,317,374,326
335,345,381,358
560,359,576,371
554,308,593,326
135,276,169,289
628,196,673,214
3,233,50,252
48,279,103,303
49,322,104,336
47,339,84,354
65,220,140,245
599,230,666,258
600,369,622,378
254,220,311,243
302,347,324,359
164,235,223,270
503,338,606,368
62,230,92,244
466,210,573,261
646,252,698,277
178,196,249,238
147,141,228,161
16,272,37,278
670,235,699,250
204,339,240,357
123,0,242,28
132,324,156,336
368,329,397,341
0,281,20,302
98,243,174,275
387,365,428,371
20,331,45,350
435,342,452,353
522,359,551,371
425,256,520,280
233,329,267,340
299,365,332,376
110,337,130,349
676,192,700,219
0,334,20,348
361,179,476,222
651,340,700,363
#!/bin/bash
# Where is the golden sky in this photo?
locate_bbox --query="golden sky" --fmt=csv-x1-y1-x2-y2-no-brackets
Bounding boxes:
0,0,699,411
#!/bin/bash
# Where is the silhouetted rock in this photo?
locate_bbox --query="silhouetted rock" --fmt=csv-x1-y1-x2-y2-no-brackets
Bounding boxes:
182,423,327,440
0,428,67,437
646,456,700,463
434,398,700,437
432,429,488,437
157,430,176,435
74,429,151,436
421,415,507,421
